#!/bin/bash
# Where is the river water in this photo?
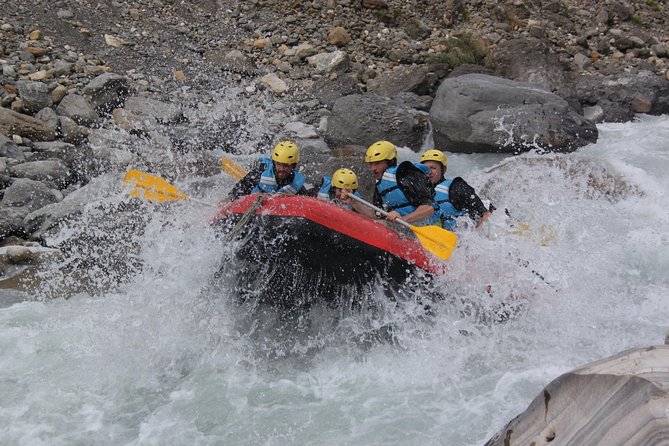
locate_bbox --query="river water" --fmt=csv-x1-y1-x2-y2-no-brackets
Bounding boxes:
1,115,667,445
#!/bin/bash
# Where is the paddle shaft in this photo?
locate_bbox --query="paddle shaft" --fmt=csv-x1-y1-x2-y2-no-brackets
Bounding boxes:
346,193,412,230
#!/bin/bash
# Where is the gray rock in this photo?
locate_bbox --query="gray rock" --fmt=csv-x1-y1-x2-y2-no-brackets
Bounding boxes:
204,49,259,75
82,72,130,113
2,64,17,78
56,94,99,126
52,59,74,76
366,64,431,97
0,133,26,160
0,207,28,238
294,43,318,60
58,116,88,145
310,75,361,107
573,53,592,70
1,178,61,212
430,74,598,153
486,345,669,446
56,9,74,19
486,37,566,93
575,70,669,121
393,92,433,112
17,81,53,114
284,122,318,139
23,175,110,238
31,141,76,158
307,51,350,74
583,105,605,122
9,160,73,189
35,107,60,133
123,96,184,124
51,85,68,104
326,93,430,150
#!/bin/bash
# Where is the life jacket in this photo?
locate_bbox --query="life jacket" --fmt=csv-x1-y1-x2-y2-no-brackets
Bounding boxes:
434,179,466,230
317,176,361,210
376,163,439,226
252,156,306,195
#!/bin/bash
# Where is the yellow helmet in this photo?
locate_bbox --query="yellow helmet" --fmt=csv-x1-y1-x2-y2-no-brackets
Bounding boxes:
272,141,299,164
420,149,448,168
365,140,397,163
331,168,359,190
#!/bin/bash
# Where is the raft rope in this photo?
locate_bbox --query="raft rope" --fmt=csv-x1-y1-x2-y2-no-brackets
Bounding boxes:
222,195,265,242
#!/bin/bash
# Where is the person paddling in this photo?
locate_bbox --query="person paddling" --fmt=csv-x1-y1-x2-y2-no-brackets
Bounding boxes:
228,141,314,200
341,140,439,226
316,168,362,211
419,149,492,230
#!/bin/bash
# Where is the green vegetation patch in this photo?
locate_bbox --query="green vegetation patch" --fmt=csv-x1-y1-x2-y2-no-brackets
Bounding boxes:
427,33,487,68
645,0,661,12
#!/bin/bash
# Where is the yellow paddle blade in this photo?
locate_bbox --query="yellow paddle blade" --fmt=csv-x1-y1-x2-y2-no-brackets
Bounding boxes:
410,224,458,260
124,170,189,202
220,156,248,180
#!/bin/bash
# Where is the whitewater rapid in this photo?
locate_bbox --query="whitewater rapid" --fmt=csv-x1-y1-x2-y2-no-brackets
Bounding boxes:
1,115,667,445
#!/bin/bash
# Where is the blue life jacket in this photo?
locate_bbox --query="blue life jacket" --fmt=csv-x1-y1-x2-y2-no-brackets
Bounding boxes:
252,156,306,195
434,179,466,230
376,163,439,226
317,176,361,210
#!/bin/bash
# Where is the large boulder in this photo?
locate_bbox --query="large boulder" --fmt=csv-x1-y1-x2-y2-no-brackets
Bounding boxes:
430,74,598,153
486,345,669,446
325,93,430,150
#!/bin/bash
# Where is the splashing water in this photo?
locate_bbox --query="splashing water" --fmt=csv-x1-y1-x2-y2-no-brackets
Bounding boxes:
1,115,668,445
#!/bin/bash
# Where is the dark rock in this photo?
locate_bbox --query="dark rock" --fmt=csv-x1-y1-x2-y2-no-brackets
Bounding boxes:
574,70,669,121
311,75,361,107
485,37,566,93
9,160,74,189
56,94,99,126
366,64,432,97
0,133,26,160
16,81,53,114
325,93,429,150
35,107,60,134
82,72,130,114
430,74,598,153
1,178,60,212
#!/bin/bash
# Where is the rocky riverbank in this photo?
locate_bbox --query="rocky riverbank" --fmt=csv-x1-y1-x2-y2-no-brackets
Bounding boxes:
1,1,667,255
